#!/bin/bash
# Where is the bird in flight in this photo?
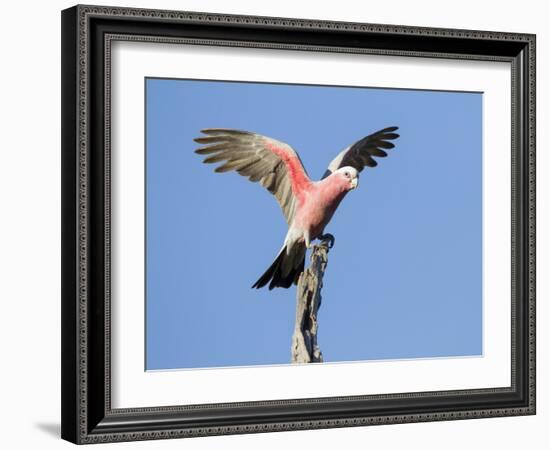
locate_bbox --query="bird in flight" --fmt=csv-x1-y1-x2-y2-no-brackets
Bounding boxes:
194,126,399,290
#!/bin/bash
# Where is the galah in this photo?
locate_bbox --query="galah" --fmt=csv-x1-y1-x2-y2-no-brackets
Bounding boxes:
194,126,399,290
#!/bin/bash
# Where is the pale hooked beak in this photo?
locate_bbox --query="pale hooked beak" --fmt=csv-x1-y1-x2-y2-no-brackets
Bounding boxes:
350,177,358,190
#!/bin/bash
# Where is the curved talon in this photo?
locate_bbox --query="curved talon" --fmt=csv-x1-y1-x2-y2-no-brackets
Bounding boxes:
319,233,335,249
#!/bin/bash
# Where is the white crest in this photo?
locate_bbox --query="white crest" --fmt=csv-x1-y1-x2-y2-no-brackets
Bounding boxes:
334,166,359,178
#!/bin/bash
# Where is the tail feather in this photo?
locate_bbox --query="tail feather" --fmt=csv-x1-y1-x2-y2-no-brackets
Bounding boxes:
252,245,306,290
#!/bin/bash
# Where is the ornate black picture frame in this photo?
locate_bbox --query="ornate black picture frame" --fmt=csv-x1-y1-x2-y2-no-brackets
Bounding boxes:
61,4,536,444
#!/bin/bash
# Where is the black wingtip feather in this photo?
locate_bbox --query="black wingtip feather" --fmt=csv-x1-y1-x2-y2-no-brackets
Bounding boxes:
200,128,253,136
381,133,400,141
383,126,399,133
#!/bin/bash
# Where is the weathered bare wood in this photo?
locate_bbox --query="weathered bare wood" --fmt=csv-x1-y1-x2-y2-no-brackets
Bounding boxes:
291,235,333,363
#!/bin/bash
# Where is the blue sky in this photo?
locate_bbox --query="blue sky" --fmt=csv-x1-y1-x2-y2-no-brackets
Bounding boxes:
145,78,482,370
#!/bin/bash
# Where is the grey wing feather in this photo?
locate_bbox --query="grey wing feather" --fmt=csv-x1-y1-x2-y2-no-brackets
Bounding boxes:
323,126,400,179
194,129,307,225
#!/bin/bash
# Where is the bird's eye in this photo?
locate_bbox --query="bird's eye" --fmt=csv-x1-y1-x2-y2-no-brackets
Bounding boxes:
344,171,350,178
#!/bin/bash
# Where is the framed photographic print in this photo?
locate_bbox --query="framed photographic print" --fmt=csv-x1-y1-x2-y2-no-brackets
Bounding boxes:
61,4,536,444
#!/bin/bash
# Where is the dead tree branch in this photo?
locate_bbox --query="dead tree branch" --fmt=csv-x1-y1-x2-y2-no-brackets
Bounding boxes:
291,235,333,363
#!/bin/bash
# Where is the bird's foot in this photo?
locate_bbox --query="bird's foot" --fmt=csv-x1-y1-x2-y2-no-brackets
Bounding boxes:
319,233,335,249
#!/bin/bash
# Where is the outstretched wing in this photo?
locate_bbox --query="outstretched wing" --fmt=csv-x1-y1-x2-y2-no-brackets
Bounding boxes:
194,129,311,225
322,126,400,179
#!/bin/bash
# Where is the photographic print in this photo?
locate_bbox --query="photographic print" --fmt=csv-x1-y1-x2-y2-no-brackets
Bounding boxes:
145,78,482,371
62,6,535,443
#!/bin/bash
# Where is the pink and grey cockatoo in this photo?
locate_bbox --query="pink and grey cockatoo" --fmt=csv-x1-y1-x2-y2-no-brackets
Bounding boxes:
194,126,399,290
